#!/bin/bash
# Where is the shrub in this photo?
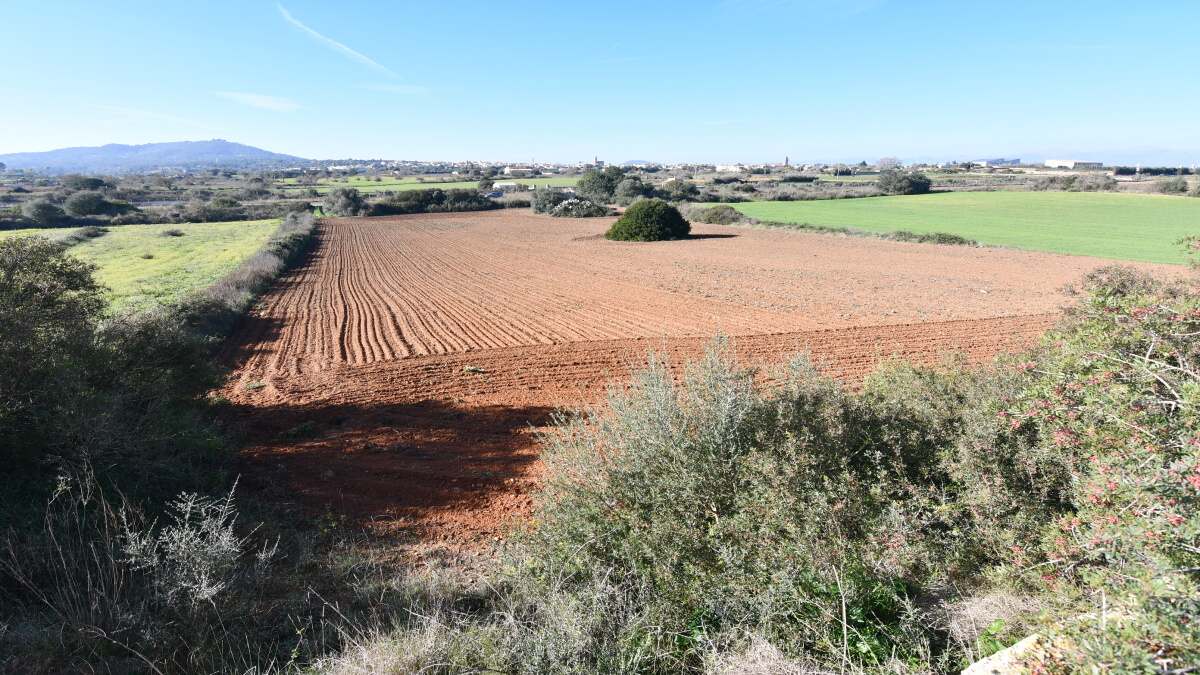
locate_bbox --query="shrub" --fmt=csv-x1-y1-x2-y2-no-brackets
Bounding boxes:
532,188,573,214
322,187,366,216
64,190,128,217
887,230,977,246
21,198,68,226
877,169,932,195
366,188,496,216
60,225,109,247
160,228,186,237
549,198,609,217
605,199,690,241
62,175,110,191
1159,176,1189,194
183,196,246,222
692,204,743,225
0,237,104,472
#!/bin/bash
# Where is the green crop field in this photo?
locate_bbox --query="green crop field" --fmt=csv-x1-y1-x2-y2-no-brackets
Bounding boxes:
2,220,277,312
281,175,578,194
729,191,1200,264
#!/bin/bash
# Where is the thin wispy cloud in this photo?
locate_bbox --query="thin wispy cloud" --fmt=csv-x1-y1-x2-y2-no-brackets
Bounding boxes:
90,104,214,129
214,91,300,112
277,3,395,76
359,82,429,95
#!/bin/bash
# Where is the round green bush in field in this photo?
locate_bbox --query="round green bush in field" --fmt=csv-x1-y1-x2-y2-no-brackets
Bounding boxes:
605,199,690,241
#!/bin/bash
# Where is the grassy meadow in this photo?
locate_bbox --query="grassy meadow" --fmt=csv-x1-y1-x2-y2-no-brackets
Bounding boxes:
3,220,278,312
729,191,1200,264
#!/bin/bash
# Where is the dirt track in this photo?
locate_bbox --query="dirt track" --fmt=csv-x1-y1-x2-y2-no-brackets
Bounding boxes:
224,210,1158,543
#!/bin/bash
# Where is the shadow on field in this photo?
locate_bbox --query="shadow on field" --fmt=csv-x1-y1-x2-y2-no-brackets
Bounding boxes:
225,398,552,540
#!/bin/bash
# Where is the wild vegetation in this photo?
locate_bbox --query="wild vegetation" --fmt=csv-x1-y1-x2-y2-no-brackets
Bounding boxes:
309,264,1200,673
606,198,691,241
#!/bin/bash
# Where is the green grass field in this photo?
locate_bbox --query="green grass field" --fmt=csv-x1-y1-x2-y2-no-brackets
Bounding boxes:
3,220,277,312
281,175,578,194
729,192,1200,264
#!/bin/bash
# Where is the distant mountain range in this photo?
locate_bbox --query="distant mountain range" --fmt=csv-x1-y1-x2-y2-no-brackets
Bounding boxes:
0,139,307,174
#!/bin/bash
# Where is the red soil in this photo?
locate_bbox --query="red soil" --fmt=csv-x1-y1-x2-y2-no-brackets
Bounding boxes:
222,210,1159,544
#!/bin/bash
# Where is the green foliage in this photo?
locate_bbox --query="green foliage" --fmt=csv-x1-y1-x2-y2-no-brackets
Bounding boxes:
22,198,68,226
64,190,129,217
184,196,247,222
576,166,627,203
0,237,105,470
526,345,932,669
692,204,743,225
657,178,700,201
877,168,932,195
887,230,977,246
322,187,367,216
614,177,649,205
549,198,609,217
62,175,111,192
366,188,497,216
605,199,690,241
532,187,573,213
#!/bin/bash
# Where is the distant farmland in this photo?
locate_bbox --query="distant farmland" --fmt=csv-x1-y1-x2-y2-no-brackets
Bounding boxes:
3,220,277,312
729,192,1200,264
282,175,578,194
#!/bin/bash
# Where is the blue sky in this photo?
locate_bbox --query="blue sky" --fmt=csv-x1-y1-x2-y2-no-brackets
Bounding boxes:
3,1,1199,164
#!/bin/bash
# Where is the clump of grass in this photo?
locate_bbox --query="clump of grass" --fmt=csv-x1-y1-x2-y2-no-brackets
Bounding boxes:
160,228,186,237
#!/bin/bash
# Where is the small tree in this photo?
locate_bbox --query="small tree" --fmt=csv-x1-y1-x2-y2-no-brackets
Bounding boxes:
22,199,68,226
614,177,649,205
605,199,690,241
478,178,494,192
877,169,932,195
576,166,626,203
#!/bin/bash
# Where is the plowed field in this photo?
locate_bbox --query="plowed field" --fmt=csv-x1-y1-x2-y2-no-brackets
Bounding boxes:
223,210,1168,544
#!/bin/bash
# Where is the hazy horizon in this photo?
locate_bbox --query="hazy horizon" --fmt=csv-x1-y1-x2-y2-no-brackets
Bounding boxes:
4,1,1200,165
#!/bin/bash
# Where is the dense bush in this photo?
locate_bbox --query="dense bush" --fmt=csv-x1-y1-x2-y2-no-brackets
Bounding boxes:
614,177,650,205
877,169,933,195
183,196,247,222
605,199,690,241
691,204,743,225
576,166,627,203
656,178,700,201
366,188,497,216
1032,174,1118,192
61,175,111,191
532,187,574,213
1159,176,1189,194
322,187,367,216
64,190,130,217
549,198,609,217
21,198,68,225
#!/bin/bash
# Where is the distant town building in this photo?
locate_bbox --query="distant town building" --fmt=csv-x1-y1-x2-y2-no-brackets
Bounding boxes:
974,158,1021,167
1044,159,1103,170
715,164,747,172
503,165,536,177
